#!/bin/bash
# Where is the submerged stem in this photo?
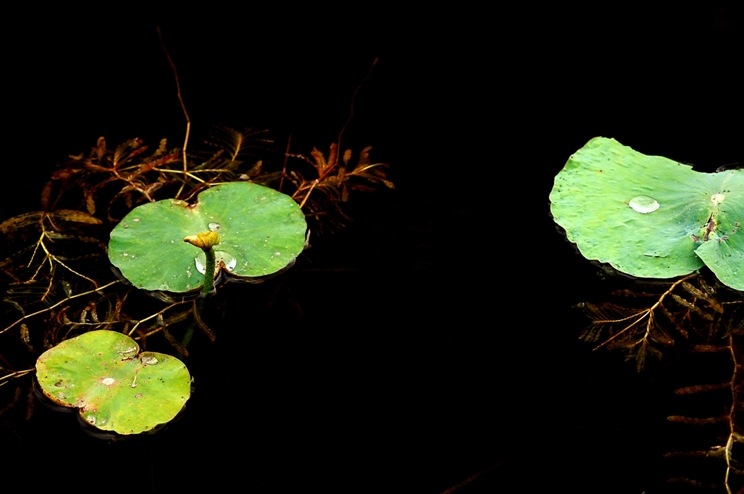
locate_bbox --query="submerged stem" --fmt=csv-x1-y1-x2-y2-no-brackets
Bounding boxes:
181,231,220,348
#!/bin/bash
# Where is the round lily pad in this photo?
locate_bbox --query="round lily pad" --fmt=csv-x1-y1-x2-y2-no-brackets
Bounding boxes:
550,137,744,291
36,330,191,435
108,182,307,293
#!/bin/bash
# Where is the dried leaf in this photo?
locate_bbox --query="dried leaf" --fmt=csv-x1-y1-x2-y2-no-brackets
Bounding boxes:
52,210,103,225
358,146,372,165
0,212,42,234
674,383,728,395
95,136,107,161
40,181,53,212
310,147,327,170
327,143,337,169
86,193,97,215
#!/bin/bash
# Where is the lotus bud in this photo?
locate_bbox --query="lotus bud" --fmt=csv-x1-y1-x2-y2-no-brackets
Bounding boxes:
183,231,221,250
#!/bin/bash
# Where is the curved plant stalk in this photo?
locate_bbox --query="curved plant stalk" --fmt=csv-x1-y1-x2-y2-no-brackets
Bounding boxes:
157,26,191,200
180,231,220,348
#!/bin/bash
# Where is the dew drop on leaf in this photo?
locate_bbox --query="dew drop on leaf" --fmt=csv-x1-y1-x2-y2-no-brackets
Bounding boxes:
194,251,237,274
629,196,660,214
208,222,220,232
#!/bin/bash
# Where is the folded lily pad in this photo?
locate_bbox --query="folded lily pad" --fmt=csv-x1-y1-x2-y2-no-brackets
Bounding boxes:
108,182,307,293
36,330,191,435
550,137,744,291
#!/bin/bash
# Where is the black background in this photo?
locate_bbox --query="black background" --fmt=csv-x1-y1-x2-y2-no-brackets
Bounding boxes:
2,3,742,493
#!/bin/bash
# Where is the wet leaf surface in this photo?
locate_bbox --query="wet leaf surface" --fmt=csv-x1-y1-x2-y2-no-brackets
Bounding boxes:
108,182,307,292
36,330,191,435
550,137,744,290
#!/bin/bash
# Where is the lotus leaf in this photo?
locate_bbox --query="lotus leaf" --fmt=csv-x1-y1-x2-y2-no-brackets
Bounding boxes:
108,182,307,293
36,330,191,435
550,137,743,291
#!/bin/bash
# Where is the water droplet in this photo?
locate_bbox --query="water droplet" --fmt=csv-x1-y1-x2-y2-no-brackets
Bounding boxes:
141,355,159,365
123,224,129,228
133,218,140,222
87,415,96,425
194,251,237,274
629,196,660,214
208,222,221,232
101,377,115,386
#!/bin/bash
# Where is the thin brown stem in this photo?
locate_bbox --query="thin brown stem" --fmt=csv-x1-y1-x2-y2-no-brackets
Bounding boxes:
157,26,191,199
336,57,378,154
279,134,292,192
0,280,121,335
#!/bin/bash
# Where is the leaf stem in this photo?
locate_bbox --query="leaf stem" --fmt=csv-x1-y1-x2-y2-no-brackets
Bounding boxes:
180,238,218,349
201,245,216,296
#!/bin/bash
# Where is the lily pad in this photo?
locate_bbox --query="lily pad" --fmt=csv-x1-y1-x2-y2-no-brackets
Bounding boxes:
550,137,744,291
108,182,307,293
36,330,191,435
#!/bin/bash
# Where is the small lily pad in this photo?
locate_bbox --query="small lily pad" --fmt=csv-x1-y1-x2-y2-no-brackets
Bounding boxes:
108,182,307,293
36,330,191,435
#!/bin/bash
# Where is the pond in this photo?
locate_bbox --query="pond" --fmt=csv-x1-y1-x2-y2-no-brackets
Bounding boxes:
3,5,743,494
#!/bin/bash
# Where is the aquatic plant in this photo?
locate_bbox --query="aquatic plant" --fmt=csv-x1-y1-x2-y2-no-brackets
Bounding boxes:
551,137,744,490
108,182,307,294
0,30,391,439
550,137,743,291
36,330,190,435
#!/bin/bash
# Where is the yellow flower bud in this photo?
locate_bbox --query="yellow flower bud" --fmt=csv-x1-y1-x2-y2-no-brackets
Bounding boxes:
183,231,221,250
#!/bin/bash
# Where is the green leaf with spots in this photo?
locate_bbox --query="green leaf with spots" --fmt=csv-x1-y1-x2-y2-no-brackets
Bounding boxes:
36,330,191,435
108,182,307,293
550,137,744,291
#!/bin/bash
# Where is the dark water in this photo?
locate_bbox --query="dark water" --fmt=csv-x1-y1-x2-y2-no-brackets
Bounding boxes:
3,4,742,493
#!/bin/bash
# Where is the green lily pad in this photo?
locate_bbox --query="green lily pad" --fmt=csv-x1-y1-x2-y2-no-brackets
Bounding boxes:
36,330,191,435
108,182,307,293
550,137,744,291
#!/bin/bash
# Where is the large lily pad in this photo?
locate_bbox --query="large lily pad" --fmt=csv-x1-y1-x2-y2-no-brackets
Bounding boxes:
108,182,307,293
36,330,191,435
550,137,744,291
